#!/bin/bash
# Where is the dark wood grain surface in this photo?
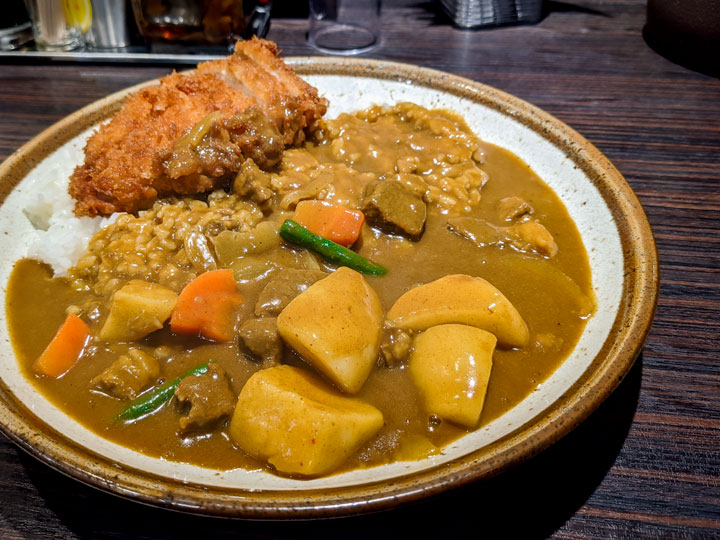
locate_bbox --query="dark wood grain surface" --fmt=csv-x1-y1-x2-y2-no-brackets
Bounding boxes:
0,1,718,538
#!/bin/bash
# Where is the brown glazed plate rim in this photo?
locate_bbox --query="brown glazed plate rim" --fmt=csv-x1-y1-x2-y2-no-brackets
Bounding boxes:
0,58,658,518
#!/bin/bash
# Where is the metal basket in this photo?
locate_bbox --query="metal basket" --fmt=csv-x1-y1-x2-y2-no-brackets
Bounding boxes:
440,0,543,28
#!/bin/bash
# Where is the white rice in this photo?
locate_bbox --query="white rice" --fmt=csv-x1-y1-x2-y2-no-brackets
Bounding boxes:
22,142,118,277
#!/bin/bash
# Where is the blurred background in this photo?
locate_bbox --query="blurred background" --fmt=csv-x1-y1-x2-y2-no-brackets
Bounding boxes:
1,0,717,76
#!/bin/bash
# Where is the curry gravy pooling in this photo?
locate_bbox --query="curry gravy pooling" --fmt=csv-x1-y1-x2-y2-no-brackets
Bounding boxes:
7,104,594,475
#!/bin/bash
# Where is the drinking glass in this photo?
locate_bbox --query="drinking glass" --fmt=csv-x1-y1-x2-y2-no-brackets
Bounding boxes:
308,0,381,55
24,0,83,51
131,0,246,44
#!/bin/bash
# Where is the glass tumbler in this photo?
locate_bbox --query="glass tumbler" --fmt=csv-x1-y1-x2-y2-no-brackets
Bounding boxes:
24,0,84,51
131,0,246,45
308,0,380,55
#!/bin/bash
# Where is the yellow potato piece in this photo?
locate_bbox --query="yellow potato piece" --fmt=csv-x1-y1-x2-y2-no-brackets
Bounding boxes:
410,324,496,428
100,280,178,342
277,267,383,393
386,274,529,347
229,365,384,477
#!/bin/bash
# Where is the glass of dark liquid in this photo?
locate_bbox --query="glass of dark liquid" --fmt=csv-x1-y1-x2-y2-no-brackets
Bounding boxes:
131,0,248,44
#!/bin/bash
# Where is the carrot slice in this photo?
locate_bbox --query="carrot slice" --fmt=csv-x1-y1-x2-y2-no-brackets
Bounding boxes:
170,269,242,342
34,313,90,378
293,200,365,248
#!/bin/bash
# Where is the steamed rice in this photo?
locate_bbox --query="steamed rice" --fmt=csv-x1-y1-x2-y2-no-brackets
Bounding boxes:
23,146,116,277
68,192,263,296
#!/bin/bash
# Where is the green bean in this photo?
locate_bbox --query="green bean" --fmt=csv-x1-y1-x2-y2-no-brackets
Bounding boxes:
114,363,209,423
279,219,387,276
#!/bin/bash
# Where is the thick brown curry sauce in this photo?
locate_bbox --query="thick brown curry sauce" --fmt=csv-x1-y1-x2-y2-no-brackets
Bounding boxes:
6,105,594,475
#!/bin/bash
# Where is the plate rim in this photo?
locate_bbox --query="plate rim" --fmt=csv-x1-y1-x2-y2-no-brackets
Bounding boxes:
0,56,658,519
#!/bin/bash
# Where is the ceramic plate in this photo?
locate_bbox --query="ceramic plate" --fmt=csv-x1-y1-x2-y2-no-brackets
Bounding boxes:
0,58,657,518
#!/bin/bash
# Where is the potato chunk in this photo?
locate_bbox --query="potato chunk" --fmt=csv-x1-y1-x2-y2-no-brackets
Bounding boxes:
277,267,383,393
100,280,178,342
386,274,529,348
229,365,384,476
410,324,496,428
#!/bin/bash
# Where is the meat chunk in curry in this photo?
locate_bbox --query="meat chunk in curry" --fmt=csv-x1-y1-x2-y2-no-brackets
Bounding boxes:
175,363,236,432
254,268,327,317
379,327,413,368
233,158,276,208
361,180,427,240
91,349,160,400
238,317,283,366
497,195,533,222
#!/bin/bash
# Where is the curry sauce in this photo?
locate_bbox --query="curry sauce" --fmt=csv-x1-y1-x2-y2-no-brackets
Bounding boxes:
7,104,594,475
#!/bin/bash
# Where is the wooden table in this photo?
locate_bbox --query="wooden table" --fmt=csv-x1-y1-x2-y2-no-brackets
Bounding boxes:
0,1,718,538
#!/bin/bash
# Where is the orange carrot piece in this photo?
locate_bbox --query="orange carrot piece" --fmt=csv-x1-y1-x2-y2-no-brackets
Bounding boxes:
34,314,90,378
293,200,365,248
170,269,242,342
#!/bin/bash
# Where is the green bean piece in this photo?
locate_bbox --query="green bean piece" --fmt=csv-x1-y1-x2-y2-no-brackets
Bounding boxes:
114,363,209,423
279,219,388,276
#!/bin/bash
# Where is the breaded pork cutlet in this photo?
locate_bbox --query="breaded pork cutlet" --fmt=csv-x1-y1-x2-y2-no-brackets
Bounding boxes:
69,39,327,217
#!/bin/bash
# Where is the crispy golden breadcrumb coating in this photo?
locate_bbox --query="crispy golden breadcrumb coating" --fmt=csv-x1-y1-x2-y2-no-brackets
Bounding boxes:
69,39,327,216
